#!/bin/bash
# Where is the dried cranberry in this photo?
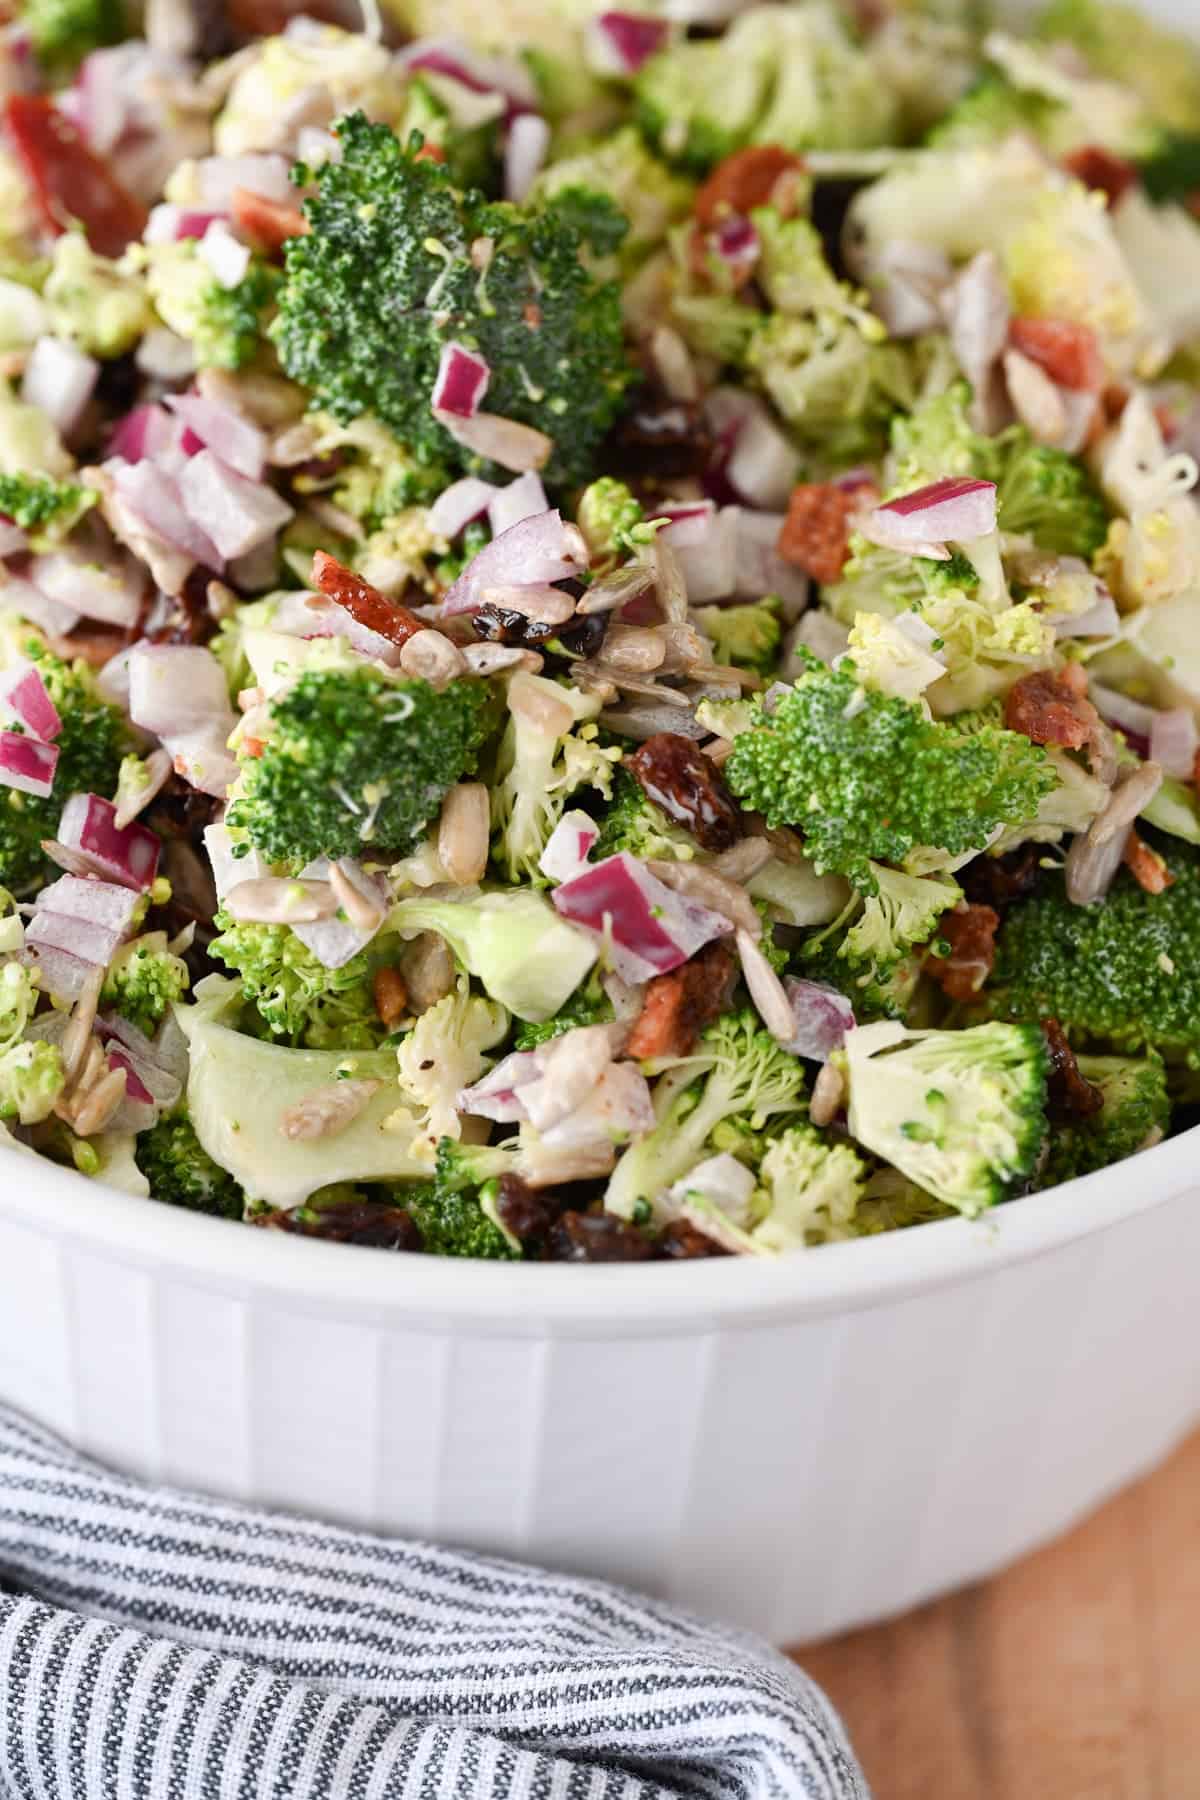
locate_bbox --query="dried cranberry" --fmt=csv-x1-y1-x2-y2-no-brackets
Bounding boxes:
1043,1019,1104,1120
543,1211,657,1262
627,732,742,852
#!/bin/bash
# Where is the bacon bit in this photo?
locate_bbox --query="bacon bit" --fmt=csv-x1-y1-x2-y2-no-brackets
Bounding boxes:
1193,745,1200,791
777,482,856,585
231,187,308,257
1008,317,1104,394
242,736,266,759
695,146,806,227
523,302,542,329
626,941,736,1061
372,965,409,1031
1061,145,1138,208
4,96,147,258
311,550,424,649
413,143,446,165
1004,668,1094,752
1043,1018,1104,1120
924,903,1000,1002
1123,829,1174,894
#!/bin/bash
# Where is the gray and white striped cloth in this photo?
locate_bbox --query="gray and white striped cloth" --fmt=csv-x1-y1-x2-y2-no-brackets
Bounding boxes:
0,1406,867,1800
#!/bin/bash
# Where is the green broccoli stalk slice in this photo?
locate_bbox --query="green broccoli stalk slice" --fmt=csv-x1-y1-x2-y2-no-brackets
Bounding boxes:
605,1010,808,1221
722,651,1055,892
0,472,95,547
273,113,636,488
1040,1054,1170,1188
389,889,597,1024
208,911,383,1050
227,667,495,866
133,1109,246,1219
983,834,1200,1066
511,974,613,1051
838,1019,1050,1215
401,1137,520,1259
101,940,190,1038
693,597,783,678
21,0,125,76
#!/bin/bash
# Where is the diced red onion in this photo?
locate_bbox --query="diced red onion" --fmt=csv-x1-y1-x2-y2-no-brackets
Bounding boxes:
203,822,266,904
34,546,145,629
22,336,99,441
504,113,550,204
941,251,1011,434
730,508,808,614
144,204,225,245
267,589,404,668
129,643,231,737
113,460,223,570
539,1062,655,1149
667,1150,756,1218
290,856,389,969
197,220,251,289
1054,588,1120,639
458,1048,542,1123
784,977,855,1062
539,809,599,885
583,9,669,75
672,506,738,603
35,873,140,934
0,522,27,561
1090,682,1158,742
726,405,797,511
399,38,537,115
25,907,122,966
443,509,586,614
659,501,716,550
552,851,733,983
162,722,238,799
58,793,160,891
865,239,953,339
194,153,292,211
486,472,548,540
428,477,499,539
178,451,293,561
862,478,997,554
433,407,552,474
0,575,79,637
431,342,491,420
103,1045,155,1104
0,660,60,741
0,731,57,798
134,328,196,384
24,941,96,1002
165,392,266,481
107,403,175,463
1149,707,1199,781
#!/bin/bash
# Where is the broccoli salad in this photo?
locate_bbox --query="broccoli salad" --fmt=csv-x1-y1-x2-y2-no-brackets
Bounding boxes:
0,0,1197,1263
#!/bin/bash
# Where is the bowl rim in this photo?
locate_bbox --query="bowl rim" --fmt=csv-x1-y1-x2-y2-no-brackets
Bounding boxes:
0,1122,1194,1333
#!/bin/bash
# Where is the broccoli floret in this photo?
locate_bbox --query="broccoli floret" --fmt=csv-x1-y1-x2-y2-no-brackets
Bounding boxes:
723,652,1055,892
101,941,190,1038
592,764,697,864
1138,134,1200,207
396,73,500,193
396,978,509,1144
843,865,963,971
512,974,613,1050
1040,1053,1170,1188
693,597,783,678
403,1136,520,1259
209,910,382,1050
984,834,1200,1065
391,888,598,1023
751,1125,868,1251
0,639,128,894
300,414,452,533
575,478,654,561
0,1036,65,1126
838,1018,1049,1214
745,314,918,467
0,472,95,547
533,128,694,266
43,234,152,360
273,114,635,488
21,0,125,75
927,74,1057,150
636,36,767,171
133,1109,246,1219
1037,0,1200,136
605,1009,807,1220
994,439,1109,560
227,666,494,866
489,673,619,887
143,242,278,372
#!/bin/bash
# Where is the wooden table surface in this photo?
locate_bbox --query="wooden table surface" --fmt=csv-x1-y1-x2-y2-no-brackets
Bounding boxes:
793,1428,1200,1799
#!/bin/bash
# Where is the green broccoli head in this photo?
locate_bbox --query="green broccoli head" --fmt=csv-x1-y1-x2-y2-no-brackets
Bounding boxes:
133,1109,246,1219
839,1018,1050,1215
1040,1053,1170,1188
0,1036,65,1126
723,651,1055,891
22,0,125,75
748,1124,868,1251
101,941,190,1038
575,477,654,562
592,764,698,864
144,242,279,372
403,1137,520,1259
227,665,495,866
0,472,95,548
983,834,1200,1066
928,74,1060,151
994,437,1109,559
273,114,635,487
489,673,618,886
533,128,693,269
693,596,783,678
843,865,963,972
745,313,918,466
0,638,129,895
209,910,382,1050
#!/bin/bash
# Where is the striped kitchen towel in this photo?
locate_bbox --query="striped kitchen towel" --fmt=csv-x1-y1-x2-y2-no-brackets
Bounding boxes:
0,1406,867,1800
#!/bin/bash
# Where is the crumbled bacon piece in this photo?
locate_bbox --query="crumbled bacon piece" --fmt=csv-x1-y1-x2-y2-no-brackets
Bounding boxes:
778,482,857,585
372,966,409,1031
924,903,1000,1001
1122,829,1174,894
1043,1019,1104,1121
626,941,736,1062
311,550,424,649
1061,146,1138,209
1004,668,1094,752
1008,317,1104,394
694,146,806,227
231,186,308,256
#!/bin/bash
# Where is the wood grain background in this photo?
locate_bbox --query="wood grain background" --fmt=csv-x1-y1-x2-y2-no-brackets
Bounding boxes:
792,1429,1200,1799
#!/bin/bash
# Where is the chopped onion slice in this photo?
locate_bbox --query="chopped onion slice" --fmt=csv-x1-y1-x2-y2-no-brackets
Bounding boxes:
23,941,96,1002
399,37,537,114
25,906,122,967
194,153,292,211
431,341,491,419
784,977,855,1062
487,472,548,539
1054,588,1120,639
1149,707,1199,781
162,722,239,800
667,1151,756,1221
129,643,232,737
34,546,145,630
22,336,99,440
539,809,599,884
659,500,715,550
673,507,738,603
198,219,251,289
862,477,998,554
0,731,57,798
165,392,267,480
178,451,293,560
107,402,175,463
113,460,223,570
552,851,733,983
58,793,160,891
726,406,797,511
0,659,60,741
583,9,669,75
729,508,808,615
203,822,266,904
504,113,550,203
443,508,586,614
433,407,553,474
1090,682,1158,742
427,476,498,539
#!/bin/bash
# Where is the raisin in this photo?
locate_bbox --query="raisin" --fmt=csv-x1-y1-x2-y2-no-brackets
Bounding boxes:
494,1174,567,1243
259,1202,422,1251
543,1211,657,1262
372,966,409,1031
1061,146,1137,209
1043,1019,1104,1121
553,611,609,661
627,732,742,852
960,846,1042,911
657,1219,731,1259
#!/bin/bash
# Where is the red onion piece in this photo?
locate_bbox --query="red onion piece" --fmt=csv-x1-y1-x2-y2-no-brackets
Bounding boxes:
552,852,733,983
197,220,251,289
432,406,553,474
194,153,292,211
35,873,140,934
443,509,586,614
165,392,267,480
659,501,716,550
1090,682,1158,742
539,1062,655,1149
25,906,122,966
144,204,224,244
1053,588,1120,639
0,575,79,637
399,38,537,115
24,941,96,1002
58,793,160,891
457,1048,542,1122
0,520,28,558
22,336,99,441
431,342,491,419
1149,707,1199,780
673,506,738,603
487,472,548,539
34,546,145,629
128,643,232,737
427,476,498,539
584,9,669,75
726,405,797,510
162,722,239,800
504,113,550,204
784,977,855,1062
178,451,293,560
112,460,223,570
729,508,808,613
203,822,266,903
539,809,599,884
267,590,405,668
0,660,60,741
714,212,761,277
103,1045,154,1104
864,478,998,553
0,731,57,797
107,402,174,463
